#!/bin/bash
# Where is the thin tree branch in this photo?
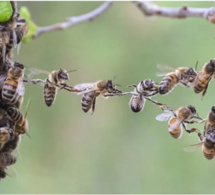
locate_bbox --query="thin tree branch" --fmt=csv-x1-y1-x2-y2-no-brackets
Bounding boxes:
133,1,215,23
33,1,113,38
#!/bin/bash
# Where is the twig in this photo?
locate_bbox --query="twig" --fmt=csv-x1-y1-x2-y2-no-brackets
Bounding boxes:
33,1,113,38
133,1,215,23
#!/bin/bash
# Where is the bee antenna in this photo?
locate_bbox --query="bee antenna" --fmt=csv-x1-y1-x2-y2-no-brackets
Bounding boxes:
195,61,198,71
67,69,77,73
113,75,116,83
26,132,31,138
24,98,31,118
126,84,137,88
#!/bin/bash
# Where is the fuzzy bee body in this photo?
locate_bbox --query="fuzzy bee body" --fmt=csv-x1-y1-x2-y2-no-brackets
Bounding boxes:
44,79,57,107
129,95,145,113
156,105,198,139
81,91,98,113
74,80,121,114
2,62,24,104
129,79,159,113
159,73,179,95
193,59,215,96
7,106,28,135
0,152,16,167
158,66,197,95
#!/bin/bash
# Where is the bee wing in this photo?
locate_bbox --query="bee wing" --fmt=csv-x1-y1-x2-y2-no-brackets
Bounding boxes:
73,83,96,94
184,142,203,152
29,68,50,75
156,110,173,121
17,82,25,96
157,64,176,71
156,64,175,77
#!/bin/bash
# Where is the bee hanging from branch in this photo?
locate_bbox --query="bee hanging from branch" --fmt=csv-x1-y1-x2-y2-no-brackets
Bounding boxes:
24,68,76,107
73,80,122,114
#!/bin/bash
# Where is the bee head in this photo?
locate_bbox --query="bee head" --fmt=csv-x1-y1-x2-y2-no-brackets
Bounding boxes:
144,79,154,89
106,80,114,92
6,107,14,117
211,106,215,113
14,62,24,69
9,66,23,78
106,80,121,93
188,105,196,114
206,129,215,144
187,68,197,75
58,69,69,81
205,59,215,73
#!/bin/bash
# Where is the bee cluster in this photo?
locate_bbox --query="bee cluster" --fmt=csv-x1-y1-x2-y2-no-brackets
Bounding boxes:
0,2,215,182
0,2,28,181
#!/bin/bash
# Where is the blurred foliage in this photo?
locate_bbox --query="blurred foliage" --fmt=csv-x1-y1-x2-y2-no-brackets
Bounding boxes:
1,1,215,194
20,6,38,43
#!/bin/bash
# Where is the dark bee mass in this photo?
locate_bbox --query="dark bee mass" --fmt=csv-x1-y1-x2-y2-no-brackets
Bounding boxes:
0,2,28,181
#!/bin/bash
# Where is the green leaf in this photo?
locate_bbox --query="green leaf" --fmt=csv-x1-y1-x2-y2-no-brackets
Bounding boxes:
20,6,38,43
20,6,31,20
0,1,13,22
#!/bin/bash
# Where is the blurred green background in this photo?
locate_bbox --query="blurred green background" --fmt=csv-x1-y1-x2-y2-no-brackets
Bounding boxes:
1,1,215,193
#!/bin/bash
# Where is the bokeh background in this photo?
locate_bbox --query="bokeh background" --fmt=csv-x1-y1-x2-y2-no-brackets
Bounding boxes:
1,1,215,193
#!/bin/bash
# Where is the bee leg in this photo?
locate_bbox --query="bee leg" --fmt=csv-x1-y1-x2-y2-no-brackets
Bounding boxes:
91,97,96,115
145,97,166,109
182,123,198,134
201,82,209,100
148,90,158,96
23,79,45,85
126,84,137,88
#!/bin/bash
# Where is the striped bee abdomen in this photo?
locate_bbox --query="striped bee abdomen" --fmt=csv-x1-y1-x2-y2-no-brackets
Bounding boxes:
0,152,16,167
168,117,182,139
2,79,18,103
129,95,145,113
7,107,23,125
194,74,211,94
81,91,96,113
202,145,214,160
158,73,179,95
44,81,57,107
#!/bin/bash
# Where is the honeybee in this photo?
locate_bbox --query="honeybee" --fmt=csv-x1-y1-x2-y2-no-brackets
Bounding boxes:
157,65,197,95
184,106,215,160
25,68,75,107
0,167,6,180
156,105,201,139
6,106,28,135
1,62,25,104
127,79,161,113
0,109,14,151
193,59,215,98
0,2,28,62
184,130,215,160
73,80,122,113
1,134,21,153
0,152,16,167
0,152,17,180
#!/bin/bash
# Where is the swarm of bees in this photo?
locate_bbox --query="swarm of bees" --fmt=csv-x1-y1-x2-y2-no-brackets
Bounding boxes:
0,1,215,182
0,2,29,181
